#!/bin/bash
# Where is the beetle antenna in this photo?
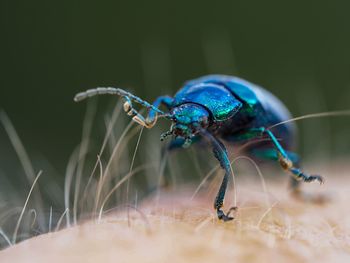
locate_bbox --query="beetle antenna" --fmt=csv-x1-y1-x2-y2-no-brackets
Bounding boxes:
74,87,165,115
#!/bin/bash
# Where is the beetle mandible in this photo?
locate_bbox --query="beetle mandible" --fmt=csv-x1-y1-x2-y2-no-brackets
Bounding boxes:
74,75,323,222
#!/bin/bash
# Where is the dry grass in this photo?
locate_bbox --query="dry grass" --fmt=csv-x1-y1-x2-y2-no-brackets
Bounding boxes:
1,173,350,263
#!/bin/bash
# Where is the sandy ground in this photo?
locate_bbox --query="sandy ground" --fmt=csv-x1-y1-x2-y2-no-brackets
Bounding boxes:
1,175,350,263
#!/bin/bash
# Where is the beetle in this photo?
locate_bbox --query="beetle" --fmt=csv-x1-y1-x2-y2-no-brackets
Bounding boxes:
74,74,323,221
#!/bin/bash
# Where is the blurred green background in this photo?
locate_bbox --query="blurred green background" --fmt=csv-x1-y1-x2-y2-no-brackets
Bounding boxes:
1,0,350,177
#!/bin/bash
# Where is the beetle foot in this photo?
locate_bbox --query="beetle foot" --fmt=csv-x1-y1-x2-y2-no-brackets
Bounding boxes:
303,174,324,184
217,207,237,222
290,168,324,184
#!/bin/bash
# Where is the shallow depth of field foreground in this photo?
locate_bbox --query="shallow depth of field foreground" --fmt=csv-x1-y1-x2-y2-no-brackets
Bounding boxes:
1,166,350,263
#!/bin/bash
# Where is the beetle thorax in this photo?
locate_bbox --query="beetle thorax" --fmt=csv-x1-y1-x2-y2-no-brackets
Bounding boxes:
170,103,210,138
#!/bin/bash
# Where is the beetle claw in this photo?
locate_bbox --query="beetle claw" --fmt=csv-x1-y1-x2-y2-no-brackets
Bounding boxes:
290,168,325,185
306,175,324,184
217,207,237,222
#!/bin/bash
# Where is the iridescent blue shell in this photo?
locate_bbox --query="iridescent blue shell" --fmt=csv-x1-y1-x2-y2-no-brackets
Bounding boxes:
180,74,296,148
184,75,259,108
173,83,242,122
184,75,292,120
184,75,293,125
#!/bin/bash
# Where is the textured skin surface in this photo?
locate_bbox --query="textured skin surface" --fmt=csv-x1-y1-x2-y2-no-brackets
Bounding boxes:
2,175,349,263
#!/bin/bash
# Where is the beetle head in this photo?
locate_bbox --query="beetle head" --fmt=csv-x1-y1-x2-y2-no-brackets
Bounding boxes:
160,103,210,145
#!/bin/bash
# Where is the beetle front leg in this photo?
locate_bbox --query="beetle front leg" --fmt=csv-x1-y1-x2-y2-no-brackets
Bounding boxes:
211,137,237,221
123,95,173,128
122,96,151,127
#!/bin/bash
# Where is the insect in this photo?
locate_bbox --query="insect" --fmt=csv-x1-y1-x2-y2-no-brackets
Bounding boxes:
74,75,324,222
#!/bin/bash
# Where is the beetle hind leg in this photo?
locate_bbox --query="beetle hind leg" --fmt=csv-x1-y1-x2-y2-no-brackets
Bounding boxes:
277,154,324,184
251,147,329,203
259,129,325,184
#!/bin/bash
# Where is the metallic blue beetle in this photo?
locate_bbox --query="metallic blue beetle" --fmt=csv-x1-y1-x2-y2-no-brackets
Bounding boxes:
75,75,323,221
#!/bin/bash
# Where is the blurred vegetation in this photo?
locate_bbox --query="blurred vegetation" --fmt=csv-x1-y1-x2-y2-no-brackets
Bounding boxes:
1,1,350,193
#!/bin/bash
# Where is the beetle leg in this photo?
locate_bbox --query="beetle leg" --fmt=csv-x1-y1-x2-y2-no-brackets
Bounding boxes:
123,95,173,128
210,136,237,221
146,95,173,124
200,130,237,221
261,129,324,184
250,148,329,203
246,127,324,183
122,96,151,127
